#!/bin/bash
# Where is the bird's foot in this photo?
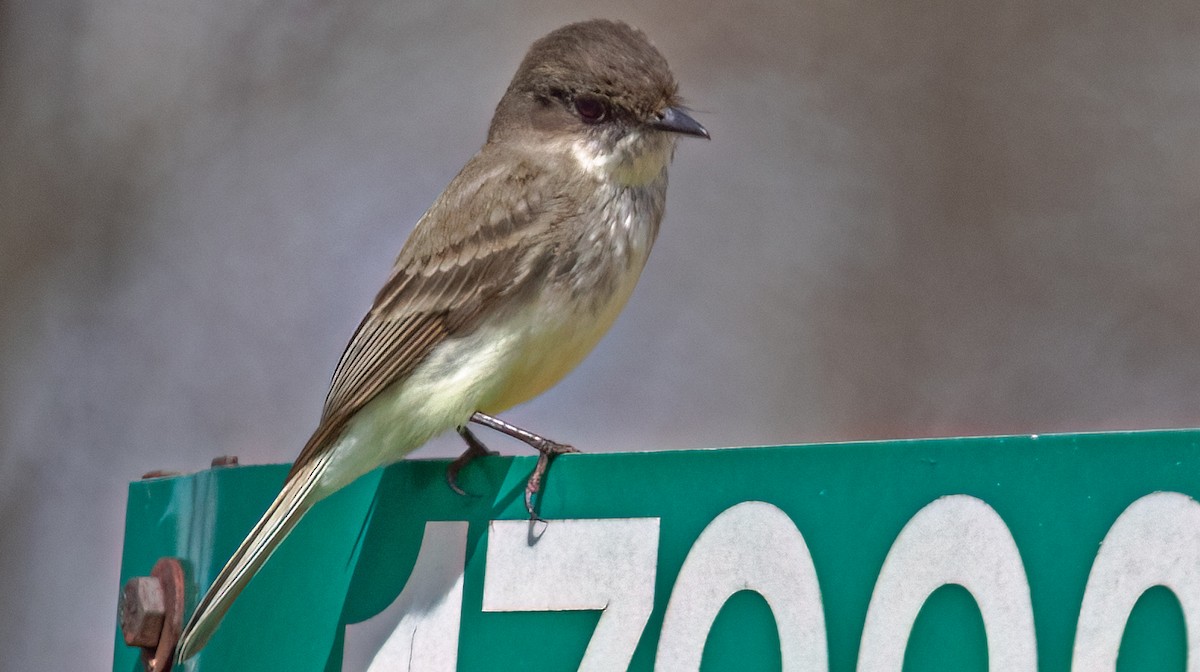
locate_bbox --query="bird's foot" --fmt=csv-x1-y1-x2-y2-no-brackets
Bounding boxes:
446,426,498,496
524,439,579,520
466,411,580,520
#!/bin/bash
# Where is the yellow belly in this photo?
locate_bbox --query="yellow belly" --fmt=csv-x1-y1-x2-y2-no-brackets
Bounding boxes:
481,267,643,413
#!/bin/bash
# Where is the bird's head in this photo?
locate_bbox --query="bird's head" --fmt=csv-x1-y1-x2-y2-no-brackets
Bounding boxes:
489,19,708,186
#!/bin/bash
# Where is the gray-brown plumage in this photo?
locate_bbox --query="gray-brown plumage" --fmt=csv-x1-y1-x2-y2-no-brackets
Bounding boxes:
178,19,706,662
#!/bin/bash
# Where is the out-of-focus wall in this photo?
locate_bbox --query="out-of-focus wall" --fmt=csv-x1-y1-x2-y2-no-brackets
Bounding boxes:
2,0,1197,667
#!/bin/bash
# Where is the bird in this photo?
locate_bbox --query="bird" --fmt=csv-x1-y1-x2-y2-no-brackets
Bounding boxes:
175,18,708,662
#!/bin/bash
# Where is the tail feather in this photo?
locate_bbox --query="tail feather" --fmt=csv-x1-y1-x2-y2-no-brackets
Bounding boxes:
176,455,329,662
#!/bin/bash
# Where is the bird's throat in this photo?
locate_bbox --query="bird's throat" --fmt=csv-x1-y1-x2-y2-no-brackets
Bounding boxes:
570,132,675,187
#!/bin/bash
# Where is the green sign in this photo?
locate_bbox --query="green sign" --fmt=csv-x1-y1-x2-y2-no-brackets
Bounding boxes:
114,430,1200,670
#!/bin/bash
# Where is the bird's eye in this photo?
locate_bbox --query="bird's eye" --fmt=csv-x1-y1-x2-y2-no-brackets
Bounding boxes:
573,96,607,123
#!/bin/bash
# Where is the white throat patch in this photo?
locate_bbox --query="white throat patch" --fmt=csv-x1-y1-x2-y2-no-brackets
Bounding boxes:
571,131,674,187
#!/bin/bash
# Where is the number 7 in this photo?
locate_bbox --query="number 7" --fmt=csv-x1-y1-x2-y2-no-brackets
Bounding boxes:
483,518,661,670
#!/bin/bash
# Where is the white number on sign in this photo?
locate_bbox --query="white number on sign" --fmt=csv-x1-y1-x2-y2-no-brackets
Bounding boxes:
363,492,1200,670
368,521,468,672
1072,492,1200,671
656,501,827,672
857,495,1037,671
482,518,660,671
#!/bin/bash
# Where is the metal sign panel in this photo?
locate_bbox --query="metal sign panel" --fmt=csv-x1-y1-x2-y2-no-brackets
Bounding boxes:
114,430,1200,670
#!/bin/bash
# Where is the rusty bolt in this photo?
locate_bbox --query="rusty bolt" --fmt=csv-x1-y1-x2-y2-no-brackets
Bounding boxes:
210,455,239,468
121,558,183,672
140,470,181,480
121,576,166,648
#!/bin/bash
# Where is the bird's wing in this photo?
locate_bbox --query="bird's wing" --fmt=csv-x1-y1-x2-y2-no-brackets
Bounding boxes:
287,150,574,478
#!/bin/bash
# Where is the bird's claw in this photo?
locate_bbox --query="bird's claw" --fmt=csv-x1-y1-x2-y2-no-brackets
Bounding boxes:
523,440,578,519
446,428,498,496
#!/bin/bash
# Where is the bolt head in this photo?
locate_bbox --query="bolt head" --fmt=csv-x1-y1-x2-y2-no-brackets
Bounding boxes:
120,576,166,648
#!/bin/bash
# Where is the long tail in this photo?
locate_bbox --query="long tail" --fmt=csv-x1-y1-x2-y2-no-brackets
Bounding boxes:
176,454,331,662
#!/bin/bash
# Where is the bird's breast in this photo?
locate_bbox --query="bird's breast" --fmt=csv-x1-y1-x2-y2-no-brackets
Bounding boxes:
481,182,664,412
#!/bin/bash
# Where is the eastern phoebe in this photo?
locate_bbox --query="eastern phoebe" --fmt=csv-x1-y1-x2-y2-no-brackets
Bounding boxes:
176,18,707,662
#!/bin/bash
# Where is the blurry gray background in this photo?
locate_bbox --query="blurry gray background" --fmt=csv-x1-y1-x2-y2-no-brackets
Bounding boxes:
2,0,1198,667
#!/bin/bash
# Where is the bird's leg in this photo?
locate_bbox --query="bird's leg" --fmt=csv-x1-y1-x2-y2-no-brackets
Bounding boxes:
446,426,498,496
468,411,579,518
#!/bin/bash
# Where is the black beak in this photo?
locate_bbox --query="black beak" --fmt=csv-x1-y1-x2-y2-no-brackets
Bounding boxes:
651,106,710,139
